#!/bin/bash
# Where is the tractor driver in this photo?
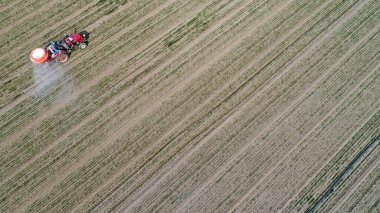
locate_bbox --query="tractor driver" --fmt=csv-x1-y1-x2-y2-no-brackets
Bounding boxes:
47,41,67,56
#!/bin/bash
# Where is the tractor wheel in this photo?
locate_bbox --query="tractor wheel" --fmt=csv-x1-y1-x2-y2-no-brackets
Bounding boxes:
79,42,88,49
56,54,69,63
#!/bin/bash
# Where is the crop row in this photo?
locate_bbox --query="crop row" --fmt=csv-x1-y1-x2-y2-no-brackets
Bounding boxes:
0,0,260,211
337,158,380,212
73,0,379,211
0,0,240,182
2,0,330,211
319,140,380,212
284,111,380,212
1,0,379,212
0,0,208,139
78,0,380,211
162,4,380,212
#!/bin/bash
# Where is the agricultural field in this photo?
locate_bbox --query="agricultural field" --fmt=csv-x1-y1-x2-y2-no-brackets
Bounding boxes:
1,0,380,212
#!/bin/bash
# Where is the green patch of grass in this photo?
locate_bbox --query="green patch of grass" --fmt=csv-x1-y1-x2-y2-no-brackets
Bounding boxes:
97,0,107,6
97,0,127,6
96,0,121,15
164,12,209,48
103,5,118,15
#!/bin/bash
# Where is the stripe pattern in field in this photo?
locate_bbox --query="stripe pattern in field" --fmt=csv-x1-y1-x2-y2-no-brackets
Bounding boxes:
1,0,380,212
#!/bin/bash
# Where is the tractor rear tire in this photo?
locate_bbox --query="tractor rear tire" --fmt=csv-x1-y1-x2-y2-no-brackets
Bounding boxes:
56,54,69,63
79,42,88,49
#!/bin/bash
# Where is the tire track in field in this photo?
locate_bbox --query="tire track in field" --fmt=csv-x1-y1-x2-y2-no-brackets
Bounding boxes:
308,135,380,212
331,148,380,212
174,3,378,213
243,21,380,203
266,60,380,212
280,51,380,213
238,44,380,212
168,0,366,211
229,6,379,212
282,111,380,212
299,111,380,213
258,105,380,211
230,39,380,210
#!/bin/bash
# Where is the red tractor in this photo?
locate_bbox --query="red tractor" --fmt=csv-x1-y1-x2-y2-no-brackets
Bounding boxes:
30,30,89,64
